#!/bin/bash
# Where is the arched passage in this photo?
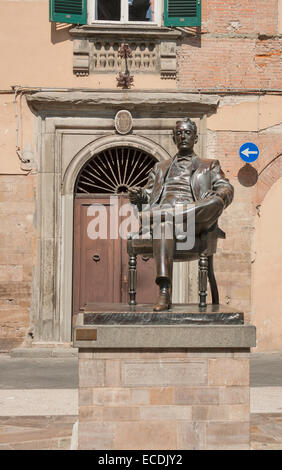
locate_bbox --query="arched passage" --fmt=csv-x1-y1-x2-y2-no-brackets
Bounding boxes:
253,175,282,351
256,153,282,206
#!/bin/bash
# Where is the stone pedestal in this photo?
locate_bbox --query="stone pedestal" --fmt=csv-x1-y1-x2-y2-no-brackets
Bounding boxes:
74,304,256,450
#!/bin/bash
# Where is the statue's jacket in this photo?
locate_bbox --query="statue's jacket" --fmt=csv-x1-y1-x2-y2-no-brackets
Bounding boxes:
141,154,234,210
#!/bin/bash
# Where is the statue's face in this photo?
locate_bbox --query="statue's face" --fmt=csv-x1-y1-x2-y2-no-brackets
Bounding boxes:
174,121,197,151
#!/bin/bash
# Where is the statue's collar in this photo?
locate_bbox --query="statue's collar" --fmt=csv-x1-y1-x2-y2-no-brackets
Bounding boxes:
172,152,200,170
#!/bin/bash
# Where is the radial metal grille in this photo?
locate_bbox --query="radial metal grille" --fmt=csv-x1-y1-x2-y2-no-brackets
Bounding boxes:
75,146,157,194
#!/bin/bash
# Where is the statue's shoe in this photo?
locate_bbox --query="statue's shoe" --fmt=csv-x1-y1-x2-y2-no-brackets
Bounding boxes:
153,291,172,312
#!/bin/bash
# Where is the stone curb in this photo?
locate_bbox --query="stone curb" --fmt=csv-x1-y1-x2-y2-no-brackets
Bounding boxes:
10,348,78,358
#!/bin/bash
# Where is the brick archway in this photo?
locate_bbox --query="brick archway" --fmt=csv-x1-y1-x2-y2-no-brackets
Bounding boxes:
256,153,282,205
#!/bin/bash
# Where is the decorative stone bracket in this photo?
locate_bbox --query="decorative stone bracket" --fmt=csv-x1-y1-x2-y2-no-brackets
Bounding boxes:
70,26,181,79
160,41,177,79
73,39,90,77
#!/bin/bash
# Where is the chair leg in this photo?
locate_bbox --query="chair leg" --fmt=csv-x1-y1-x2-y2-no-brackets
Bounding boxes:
128,254,137,306
198,253,208,308
208,255,219,305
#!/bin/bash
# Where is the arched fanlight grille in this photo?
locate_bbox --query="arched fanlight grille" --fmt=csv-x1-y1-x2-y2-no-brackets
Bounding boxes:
75,146,157,194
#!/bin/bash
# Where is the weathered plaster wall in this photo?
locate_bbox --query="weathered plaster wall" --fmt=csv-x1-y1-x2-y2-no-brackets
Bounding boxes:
0,94,34,175
206,95,282,340
0,174,36,350
0,1,173,90
280,0,282,34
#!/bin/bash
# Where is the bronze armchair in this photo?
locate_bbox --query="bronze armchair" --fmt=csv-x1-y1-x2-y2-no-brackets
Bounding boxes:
127,224,225,309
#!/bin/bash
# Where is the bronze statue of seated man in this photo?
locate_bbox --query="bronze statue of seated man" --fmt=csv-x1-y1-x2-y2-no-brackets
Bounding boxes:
128,118,234,311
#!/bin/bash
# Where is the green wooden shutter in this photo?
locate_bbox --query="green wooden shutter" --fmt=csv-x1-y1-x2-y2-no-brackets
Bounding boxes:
49,0,87,24
164,0,201,27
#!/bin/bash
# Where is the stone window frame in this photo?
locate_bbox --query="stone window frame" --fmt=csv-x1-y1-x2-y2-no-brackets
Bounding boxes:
88,0,162,26
70,22,182,78
69,0,181,79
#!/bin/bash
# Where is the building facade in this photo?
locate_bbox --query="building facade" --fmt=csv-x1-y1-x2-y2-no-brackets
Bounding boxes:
0,0,282,352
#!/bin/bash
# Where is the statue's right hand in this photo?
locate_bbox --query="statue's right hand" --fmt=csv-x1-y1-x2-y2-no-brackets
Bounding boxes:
128,187,143,204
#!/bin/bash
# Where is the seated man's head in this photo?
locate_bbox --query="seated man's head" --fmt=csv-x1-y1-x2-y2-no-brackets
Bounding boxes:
173,118,198,153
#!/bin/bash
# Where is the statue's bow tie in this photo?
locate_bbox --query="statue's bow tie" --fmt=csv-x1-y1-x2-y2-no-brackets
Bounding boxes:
177,156,193,164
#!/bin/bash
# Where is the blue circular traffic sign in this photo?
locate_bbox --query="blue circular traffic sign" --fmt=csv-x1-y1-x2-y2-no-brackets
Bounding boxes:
239,142,259,163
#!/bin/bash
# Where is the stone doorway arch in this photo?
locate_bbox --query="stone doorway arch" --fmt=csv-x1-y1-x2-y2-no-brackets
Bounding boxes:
27,90,217,345
62,135,171,343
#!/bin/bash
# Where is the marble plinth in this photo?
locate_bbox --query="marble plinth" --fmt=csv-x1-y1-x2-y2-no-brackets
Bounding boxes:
75,304,256,450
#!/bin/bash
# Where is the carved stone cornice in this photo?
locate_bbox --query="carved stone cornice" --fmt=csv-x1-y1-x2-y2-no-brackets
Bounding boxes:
26,91,220,116
69,25,182,40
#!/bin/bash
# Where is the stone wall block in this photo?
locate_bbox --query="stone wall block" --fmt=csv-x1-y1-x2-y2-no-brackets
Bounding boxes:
192,403,249,422
104,360,121,387
130,389,150,405
79,388,93,406
78,422,115,450
177,422,206,450
175,387,220,405
149,387,174,405
219,386,249,404
208,358,250,386
206,422,250,450
140,405,192,421
103,407,140,422
91,388,150,406
79,406,103,422
92,388,131,406
79,359,105,388
113,422,178,450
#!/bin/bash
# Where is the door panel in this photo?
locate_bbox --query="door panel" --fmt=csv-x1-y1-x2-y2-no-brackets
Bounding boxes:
73,195,158,321
73,197,122,319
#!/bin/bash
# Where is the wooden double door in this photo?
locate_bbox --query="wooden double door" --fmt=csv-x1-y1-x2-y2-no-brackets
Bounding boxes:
73,195,158,318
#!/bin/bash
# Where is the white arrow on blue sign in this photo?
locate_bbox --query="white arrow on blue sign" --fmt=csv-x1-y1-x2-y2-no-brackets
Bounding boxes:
239,142,259,163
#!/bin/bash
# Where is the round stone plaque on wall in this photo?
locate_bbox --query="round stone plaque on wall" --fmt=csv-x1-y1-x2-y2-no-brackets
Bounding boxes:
115,110,133,135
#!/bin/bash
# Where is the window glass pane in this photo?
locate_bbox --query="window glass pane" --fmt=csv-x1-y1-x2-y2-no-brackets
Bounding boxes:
97,0,121,21
129,0,154,22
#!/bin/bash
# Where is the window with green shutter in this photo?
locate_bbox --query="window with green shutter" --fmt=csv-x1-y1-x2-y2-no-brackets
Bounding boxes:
49,0,87,24
164,0,201,27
